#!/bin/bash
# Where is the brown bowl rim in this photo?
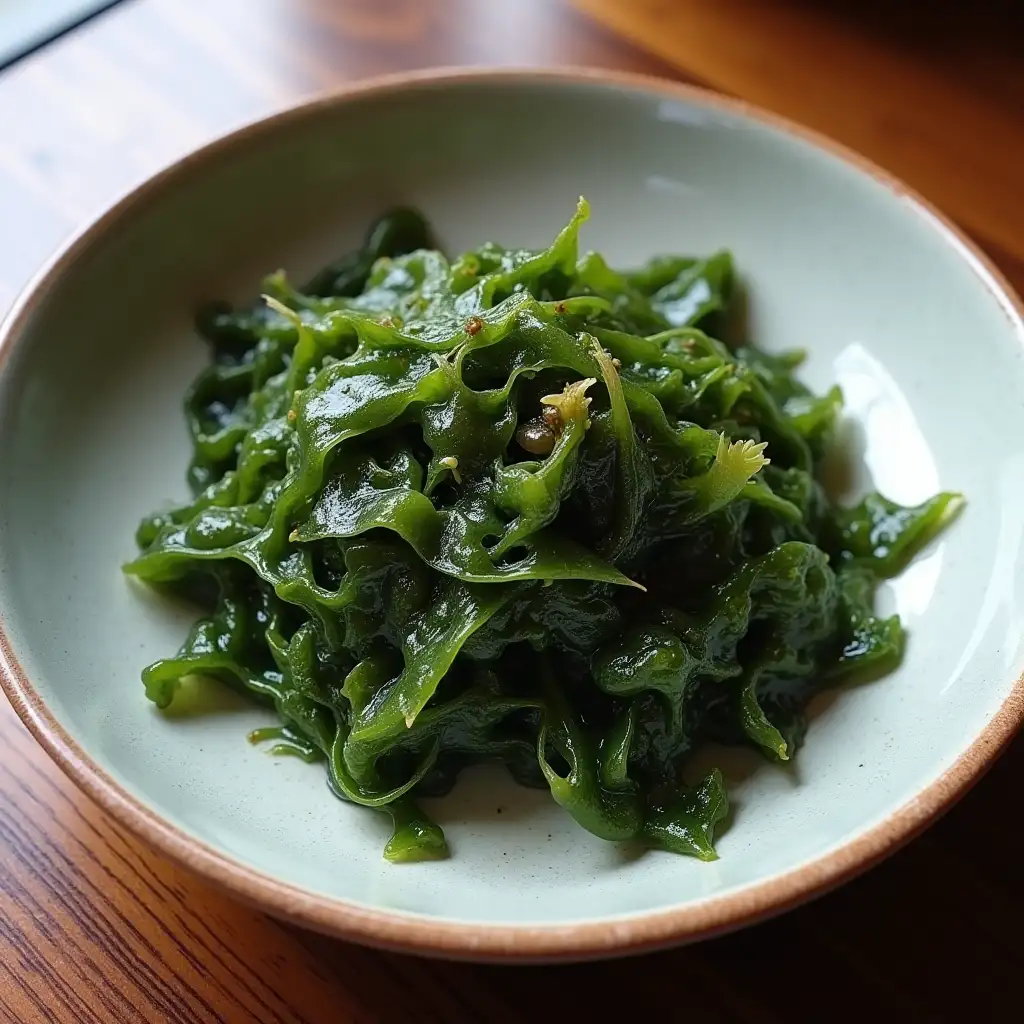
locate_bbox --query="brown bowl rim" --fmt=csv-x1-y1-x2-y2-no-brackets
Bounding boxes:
1,65,1022,963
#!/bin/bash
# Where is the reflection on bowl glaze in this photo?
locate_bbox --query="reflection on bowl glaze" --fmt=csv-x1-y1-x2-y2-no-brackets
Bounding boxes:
832,343,945,624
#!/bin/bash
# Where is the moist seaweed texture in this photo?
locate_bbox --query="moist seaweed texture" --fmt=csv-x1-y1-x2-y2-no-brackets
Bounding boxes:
126,199,963,862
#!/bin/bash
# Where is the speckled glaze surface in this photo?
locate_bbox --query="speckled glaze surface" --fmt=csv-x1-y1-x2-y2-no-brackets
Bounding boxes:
1,69,1022,962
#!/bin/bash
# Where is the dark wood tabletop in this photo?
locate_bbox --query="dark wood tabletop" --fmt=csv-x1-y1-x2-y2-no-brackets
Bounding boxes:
1,2,1022,1020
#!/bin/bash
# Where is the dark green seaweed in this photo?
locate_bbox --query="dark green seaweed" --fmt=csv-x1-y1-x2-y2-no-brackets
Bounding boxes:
126,199,963,861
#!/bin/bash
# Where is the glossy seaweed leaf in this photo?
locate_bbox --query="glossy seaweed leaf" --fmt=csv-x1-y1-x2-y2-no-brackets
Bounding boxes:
126,200,963,862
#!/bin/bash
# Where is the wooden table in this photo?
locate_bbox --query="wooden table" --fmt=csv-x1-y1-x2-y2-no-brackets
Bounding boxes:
1,2,1021,1019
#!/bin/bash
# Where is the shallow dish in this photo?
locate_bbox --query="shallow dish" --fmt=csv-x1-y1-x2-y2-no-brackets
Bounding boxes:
1,68,1022,962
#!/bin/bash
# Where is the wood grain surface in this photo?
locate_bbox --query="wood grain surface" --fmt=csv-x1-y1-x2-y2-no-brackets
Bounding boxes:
1,1,1021,1020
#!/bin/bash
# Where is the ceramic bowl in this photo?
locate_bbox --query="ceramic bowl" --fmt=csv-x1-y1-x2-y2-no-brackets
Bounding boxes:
1,69,1022,963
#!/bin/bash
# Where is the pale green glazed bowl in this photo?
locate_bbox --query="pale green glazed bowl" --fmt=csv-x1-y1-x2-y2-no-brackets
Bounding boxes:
2,69,1022,962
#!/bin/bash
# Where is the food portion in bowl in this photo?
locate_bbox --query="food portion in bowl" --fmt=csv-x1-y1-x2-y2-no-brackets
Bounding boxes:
125,199,962,862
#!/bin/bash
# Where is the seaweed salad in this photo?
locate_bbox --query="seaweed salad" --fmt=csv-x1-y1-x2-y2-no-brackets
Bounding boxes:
126,199,962,862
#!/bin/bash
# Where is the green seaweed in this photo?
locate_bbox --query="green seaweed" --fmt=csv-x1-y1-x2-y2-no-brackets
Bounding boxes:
126,200,962,862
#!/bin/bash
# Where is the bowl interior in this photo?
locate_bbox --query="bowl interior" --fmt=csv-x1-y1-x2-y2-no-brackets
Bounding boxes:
2,75,1023,933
